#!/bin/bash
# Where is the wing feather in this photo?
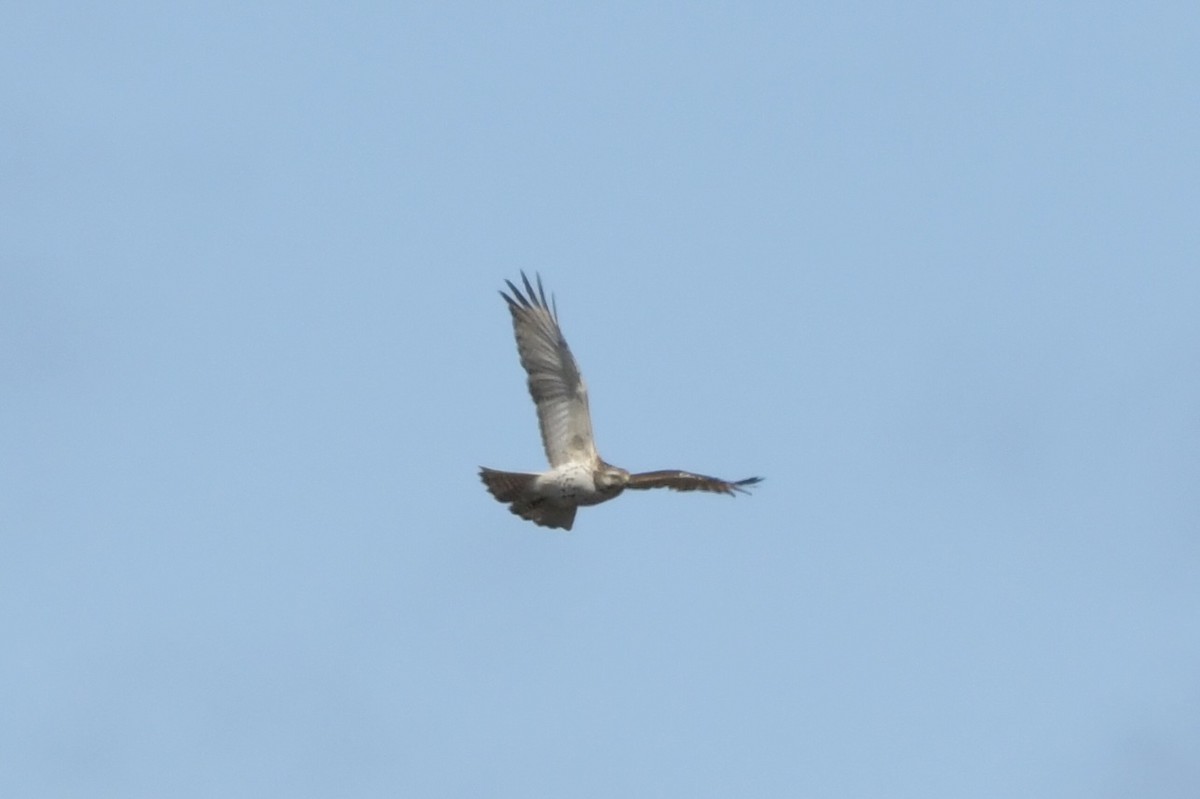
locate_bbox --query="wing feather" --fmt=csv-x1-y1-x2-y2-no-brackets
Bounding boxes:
626,470,763,496
500,272,598,468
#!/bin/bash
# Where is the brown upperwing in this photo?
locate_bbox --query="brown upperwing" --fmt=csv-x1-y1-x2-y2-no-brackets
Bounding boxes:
626,470,763,496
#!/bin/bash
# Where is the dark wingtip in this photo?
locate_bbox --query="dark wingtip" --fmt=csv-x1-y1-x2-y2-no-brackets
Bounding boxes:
534,273,551,313
520,271,538,306
730,476,764,495
501,272,553,314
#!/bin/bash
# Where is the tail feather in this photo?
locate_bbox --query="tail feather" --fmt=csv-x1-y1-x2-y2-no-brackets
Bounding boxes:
479,467,536,503
478,467,576,530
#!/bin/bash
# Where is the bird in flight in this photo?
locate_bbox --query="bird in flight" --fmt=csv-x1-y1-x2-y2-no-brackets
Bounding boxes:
480,272,762,530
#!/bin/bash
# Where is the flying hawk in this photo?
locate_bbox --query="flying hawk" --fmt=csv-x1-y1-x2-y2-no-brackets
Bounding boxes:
480,272,761,530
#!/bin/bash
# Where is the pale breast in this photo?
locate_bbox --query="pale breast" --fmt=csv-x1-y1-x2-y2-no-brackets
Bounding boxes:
536,463,602,508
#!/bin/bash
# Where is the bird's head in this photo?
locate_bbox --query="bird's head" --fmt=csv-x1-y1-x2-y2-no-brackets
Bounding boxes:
595,463,630,494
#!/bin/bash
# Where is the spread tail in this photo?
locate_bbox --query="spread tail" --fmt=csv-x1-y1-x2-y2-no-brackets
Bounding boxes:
478,467,576,530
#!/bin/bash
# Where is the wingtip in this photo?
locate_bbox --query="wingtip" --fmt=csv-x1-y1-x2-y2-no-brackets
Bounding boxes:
731,476,764,495
520,271,537,304
501,272,555,315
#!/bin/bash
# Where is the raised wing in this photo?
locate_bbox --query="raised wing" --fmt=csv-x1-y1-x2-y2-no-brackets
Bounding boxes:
626,470,763,496
501,272,598,468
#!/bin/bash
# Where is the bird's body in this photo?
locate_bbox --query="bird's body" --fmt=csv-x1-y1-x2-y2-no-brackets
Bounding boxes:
480,273,761,530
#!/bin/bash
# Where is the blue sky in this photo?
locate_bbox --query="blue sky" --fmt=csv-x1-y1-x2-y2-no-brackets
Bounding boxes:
3,3,1198,797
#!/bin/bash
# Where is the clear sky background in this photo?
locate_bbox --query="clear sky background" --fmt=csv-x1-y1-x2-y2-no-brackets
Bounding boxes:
3,3,1198,797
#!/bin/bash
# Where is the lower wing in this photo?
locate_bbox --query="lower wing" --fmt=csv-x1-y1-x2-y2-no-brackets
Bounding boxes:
626,470,763,496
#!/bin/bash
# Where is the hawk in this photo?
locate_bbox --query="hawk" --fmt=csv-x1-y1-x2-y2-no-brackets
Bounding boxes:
480,272,762,530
